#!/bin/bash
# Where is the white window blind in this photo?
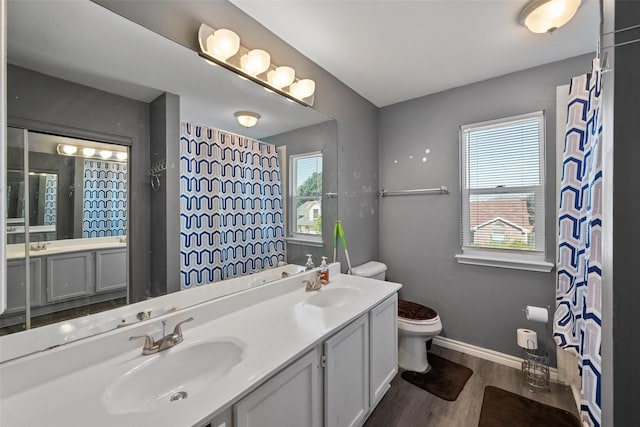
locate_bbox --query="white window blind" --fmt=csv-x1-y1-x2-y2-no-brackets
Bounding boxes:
290,152,323,238
460,111,545,255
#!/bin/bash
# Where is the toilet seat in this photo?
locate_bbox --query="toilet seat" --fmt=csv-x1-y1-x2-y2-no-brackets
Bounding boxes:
398,300,439,323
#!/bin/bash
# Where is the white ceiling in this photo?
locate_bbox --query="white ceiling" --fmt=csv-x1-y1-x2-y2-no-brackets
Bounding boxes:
231,0,600,107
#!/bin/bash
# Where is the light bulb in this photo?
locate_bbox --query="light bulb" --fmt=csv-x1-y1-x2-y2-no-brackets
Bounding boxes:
116,152,128,161
99,150,113,159
61,145,77,155
289,79,316,100
206,29,240,61
240,49,271,76
82,147,96,156
267,66,296,89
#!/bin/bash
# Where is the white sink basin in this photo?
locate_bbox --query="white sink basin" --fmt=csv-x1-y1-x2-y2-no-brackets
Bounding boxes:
103,339,244,414
304,287,363,308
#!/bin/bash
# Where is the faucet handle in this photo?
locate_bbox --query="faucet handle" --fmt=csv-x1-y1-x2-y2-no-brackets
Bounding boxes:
172,317,194,339
129,334,158,353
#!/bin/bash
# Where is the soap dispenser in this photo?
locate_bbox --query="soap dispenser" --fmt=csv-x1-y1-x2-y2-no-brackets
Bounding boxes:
320,256,329,284
305,254,315,270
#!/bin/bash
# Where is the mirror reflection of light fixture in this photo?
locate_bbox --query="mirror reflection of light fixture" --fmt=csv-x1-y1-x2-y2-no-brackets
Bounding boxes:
61,144,77,155
58,144,127,161
519,0,582,34
206,28,240,61
235,111,261,128
99,150,113,159
198,23,315,106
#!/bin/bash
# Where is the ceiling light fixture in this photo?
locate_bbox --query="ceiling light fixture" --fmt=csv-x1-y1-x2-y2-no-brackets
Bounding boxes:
198,23,315,106
235,111,261,128
519,0,582,34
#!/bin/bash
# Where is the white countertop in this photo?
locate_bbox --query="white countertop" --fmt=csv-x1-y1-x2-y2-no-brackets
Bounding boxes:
6,236,126,260
0,269,401,426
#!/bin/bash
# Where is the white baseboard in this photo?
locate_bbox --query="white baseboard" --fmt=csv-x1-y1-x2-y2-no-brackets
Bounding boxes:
432,336,558,381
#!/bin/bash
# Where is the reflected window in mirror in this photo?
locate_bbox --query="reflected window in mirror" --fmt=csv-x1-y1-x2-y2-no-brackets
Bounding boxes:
289,152,323,243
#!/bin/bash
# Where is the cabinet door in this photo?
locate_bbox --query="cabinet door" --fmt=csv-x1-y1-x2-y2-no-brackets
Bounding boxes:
6,258,42,311
235,348,321,427
95,249,127,292
324,314,369,427
46,252,92,302
369,294,398,407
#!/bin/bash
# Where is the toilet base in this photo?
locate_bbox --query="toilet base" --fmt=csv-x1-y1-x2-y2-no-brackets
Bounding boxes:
398,336,431,372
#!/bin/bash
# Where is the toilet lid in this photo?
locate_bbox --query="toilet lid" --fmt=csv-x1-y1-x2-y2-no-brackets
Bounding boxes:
398,300,439,324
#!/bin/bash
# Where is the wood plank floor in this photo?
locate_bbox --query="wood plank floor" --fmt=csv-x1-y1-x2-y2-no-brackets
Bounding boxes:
364,345,578,427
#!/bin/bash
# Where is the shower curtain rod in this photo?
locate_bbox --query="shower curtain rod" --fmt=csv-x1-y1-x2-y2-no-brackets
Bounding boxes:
379,186,449,197
182,121,275,148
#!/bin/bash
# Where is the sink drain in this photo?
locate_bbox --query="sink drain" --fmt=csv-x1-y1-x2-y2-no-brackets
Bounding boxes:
170,391,188,402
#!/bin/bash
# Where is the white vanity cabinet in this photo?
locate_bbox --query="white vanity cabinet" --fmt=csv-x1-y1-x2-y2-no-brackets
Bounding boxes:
324,313,370,427
201,293,398,427
369,294,398,407
234,348,321,427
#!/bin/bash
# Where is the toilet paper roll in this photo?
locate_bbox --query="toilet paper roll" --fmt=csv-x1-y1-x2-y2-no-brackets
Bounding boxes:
517,328,538,349
525,305,548,323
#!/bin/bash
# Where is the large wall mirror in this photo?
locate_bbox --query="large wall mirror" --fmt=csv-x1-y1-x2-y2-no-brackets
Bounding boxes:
1,0,337,353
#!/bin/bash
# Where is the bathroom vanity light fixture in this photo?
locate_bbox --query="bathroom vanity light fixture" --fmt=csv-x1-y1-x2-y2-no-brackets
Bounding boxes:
235,111,261,128
519,0,582,34
197,23,315,106
56,144,127,162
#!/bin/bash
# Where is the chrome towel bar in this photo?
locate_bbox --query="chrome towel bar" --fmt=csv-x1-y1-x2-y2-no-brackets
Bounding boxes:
379,186,449,197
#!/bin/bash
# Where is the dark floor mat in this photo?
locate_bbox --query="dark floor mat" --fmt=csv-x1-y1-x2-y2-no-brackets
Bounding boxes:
478,386,581,427
400,353,473,401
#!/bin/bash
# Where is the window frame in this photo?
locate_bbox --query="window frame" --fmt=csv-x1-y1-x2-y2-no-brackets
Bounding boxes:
288,151,323,246
455,111,553,272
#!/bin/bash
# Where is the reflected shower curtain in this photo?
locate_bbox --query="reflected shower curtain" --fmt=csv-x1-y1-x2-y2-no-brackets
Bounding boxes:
82,160,128,237
179,123,285,288
555,58,602,427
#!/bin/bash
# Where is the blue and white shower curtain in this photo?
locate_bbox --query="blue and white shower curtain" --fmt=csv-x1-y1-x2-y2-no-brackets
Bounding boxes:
555,58,602,427
179,123,285,288
82,160,128,238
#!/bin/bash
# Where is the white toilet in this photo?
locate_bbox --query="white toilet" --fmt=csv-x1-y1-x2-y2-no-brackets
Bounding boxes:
352,261,443,372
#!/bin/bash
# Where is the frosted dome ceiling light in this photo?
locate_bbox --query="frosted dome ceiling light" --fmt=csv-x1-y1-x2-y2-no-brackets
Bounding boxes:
267,66,296,89
240,49,271,76
82,147,96,156
289,79,316,100
234,111,261,128
206,28,240,61
519,0,582,34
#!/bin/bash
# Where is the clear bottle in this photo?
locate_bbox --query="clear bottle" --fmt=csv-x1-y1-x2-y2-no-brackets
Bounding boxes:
320,256,329,283
305,254,315,271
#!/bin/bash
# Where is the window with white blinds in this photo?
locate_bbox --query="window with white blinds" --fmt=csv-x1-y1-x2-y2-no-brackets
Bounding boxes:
460,111,545,257
289,152,323,241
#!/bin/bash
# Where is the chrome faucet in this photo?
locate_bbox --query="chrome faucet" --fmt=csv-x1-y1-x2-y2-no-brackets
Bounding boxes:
129,317,193,355
303,271,324,292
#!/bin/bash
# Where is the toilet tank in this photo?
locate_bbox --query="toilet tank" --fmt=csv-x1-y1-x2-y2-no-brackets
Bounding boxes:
352,261,387,280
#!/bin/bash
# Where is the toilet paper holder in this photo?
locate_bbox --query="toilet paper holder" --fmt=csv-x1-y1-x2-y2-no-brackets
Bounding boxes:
521,305,550,323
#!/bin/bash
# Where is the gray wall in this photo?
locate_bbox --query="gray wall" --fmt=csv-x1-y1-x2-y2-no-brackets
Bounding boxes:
378,54,593,365
149,92,180,297
7,64,151,302
611,1,640,425
266,120,338,266
94,0,380,272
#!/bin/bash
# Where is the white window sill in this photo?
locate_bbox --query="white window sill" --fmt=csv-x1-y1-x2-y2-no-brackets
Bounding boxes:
455,253,554,273
286,237,325,247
